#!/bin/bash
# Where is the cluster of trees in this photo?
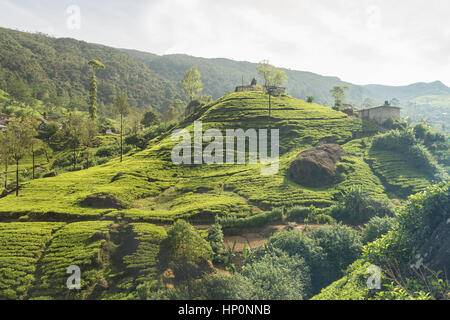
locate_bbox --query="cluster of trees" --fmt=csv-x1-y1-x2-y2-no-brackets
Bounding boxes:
136,220,366,300
0,116,38,195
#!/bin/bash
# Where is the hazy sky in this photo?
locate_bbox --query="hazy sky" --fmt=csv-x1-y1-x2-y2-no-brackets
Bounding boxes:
2,0,450,86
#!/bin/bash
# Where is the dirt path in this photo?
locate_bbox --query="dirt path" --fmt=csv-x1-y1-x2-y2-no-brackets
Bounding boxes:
222,223,325,252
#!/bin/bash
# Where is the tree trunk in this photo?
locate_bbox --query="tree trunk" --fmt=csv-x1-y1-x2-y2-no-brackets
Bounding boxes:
86,148,89,169
4,162,7,190
15,160,19,196
120,114,123,162
269,93,272,118
44,144,50,162
32,144,35,180
73,146,76,170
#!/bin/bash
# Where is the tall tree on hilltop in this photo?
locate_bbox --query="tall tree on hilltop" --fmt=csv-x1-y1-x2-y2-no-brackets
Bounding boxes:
113,90,130,162
182,67,203,102
5,116,36,196
88,59,105,121
257,60,287,117
330,86,348,108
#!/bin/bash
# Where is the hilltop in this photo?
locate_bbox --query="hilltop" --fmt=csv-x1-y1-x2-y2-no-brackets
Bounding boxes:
0,91,438,222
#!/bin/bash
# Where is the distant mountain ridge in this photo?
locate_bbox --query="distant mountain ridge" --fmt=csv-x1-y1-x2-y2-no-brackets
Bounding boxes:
363,81,450,101
122,49,450,107
1,27,450,126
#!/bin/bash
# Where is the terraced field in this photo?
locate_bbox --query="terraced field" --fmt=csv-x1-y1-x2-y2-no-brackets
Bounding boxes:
0,221,168,300
0,92,367,222
0,222,64,299
0,91,441,299
366,149,432,197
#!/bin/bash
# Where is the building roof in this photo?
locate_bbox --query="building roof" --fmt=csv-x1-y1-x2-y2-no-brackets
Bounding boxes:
360,101,400,112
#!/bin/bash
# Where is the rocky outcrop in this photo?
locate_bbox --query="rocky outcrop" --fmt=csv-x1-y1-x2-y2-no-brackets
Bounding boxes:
81,193,124,209
289,144,347,187
43,171,57,178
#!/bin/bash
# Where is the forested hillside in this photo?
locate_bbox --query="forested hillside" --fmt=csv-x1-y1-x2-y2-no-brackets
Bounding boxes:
2,27,450,133
0,27,185,113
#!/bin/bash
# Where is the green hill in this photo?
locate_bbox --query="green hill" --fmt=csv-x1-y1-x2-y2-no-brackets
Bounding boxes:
0,90,444,299
0,91,380,222
0,91,439,222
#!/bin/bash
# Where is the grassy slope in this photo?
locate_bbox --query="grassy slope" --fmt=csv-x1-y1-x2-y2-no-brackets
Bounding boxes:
0,92,439,299
0,92,434,222
0,91,377,222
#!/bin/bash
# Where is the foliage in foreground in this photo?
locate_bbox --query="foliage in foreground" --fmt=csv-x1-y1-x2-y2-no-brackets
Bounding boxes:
314,182,449,300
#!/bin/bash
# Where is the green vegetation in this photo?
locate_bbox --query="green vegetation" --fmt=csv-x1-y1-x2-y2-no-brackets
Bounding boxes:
314,182,449,300
0,26,448,301
113,90,130,162
30,221,113,299
87,59,105,120
330,85,348,107
182,67,203,102
122,223,167,283
160,220,212,281
0,27,185,115
0,222,64,299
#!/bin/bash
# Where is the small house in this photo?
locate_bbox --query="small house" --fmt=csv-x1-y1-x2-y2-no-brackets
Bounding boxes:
359,101,400,124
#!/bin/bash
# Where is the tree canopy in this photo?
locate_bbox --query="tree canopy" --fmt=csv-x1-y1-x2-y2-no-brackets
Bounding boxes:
182,67,203,102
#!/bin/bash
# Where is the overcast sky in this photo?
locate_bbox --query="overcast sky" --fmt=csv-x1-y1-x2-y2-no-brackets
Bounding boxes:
2,0,450,86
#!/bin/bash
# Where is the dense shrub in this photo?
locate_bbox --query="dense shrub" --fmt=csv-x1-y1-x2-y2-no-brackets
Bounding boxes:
95,144,119,158
159,220,213,281
51,151,81,169
285,206,314,221
333,185,394,224
267,224,362,294
361,216,396,244
285,205,335,224
371,129,416,151
242,248,312,300
363,182,449,271
215,208,283,229
194,273,254,300
382,118,407,131
311,225,362,287
136,273,253,300
207,223,224,261
95,144,132,158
